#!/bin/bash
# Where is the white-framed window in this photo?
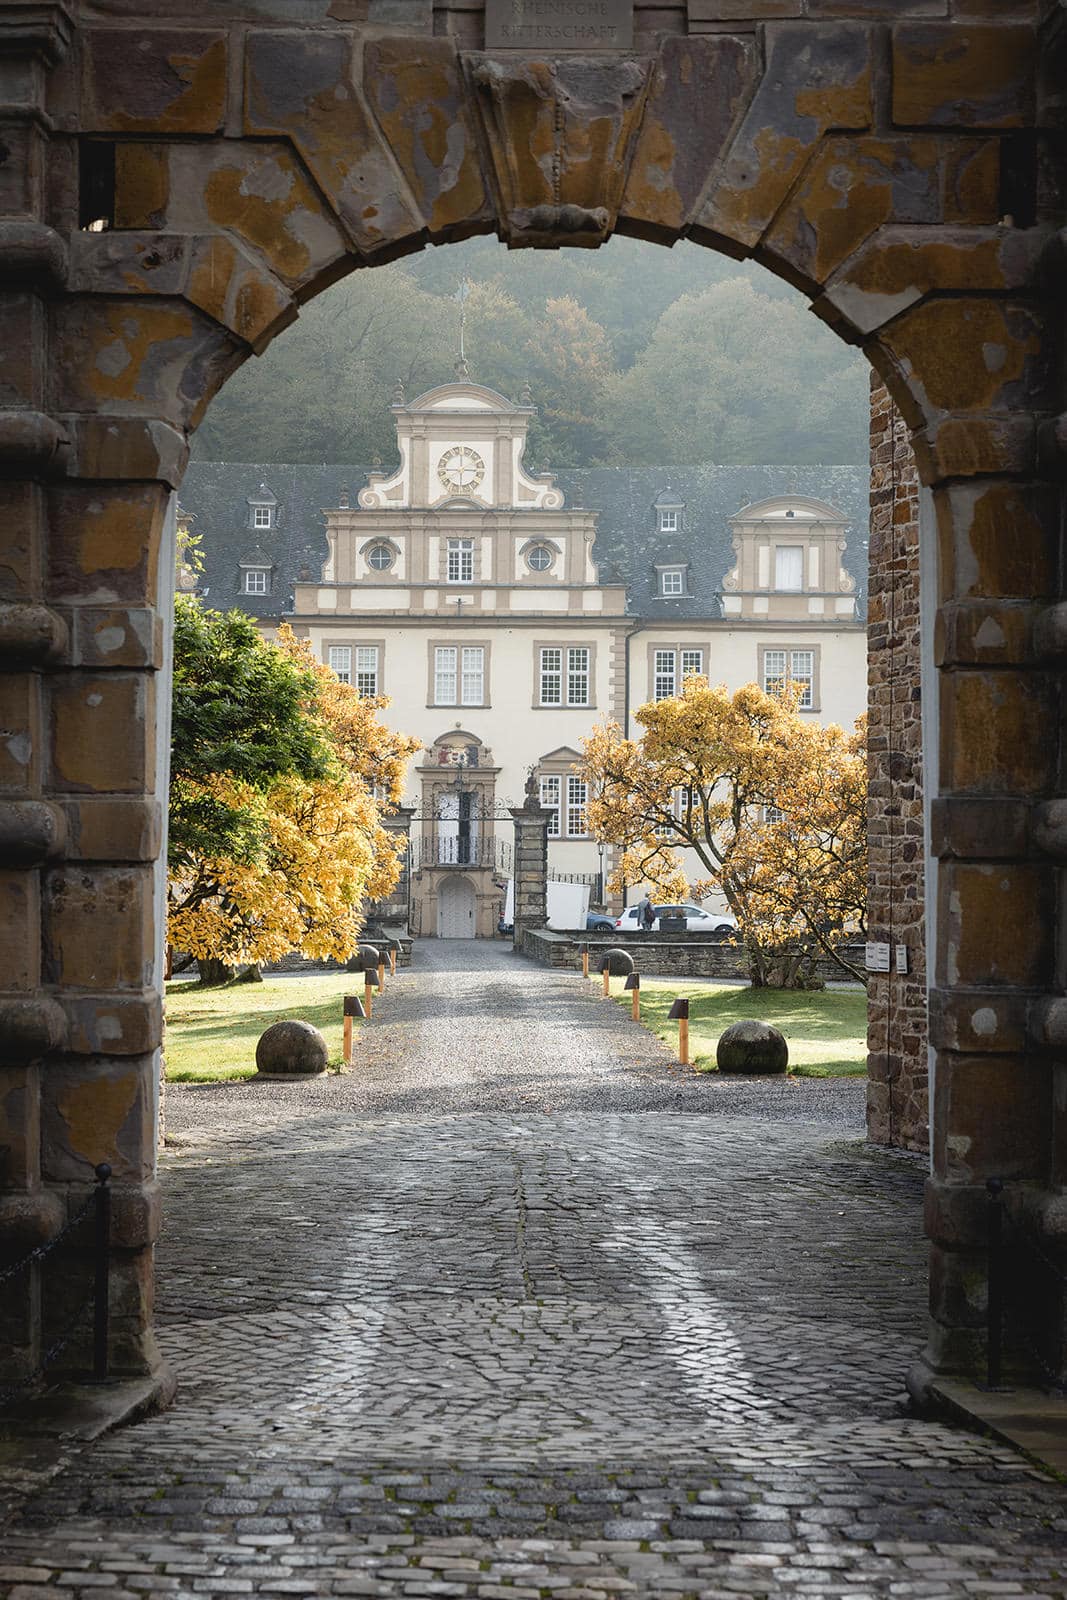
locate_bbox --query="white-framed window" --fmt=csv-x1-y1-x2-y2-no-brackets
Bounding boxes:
328,645,351,684
527,543,554,573
653,649,677,701
656,786,687,837
567,647,590,707
253,506,272,530
763,648,815,709
447,539,474,583
566,775,588,837
243,568,269,594
763,803,785,824
659,509,679,532
774,545,804,591
660,567,685,596
540,776,561,837
368,542,394,572
434,646,457,704
680,648,703,681
355,646,379,697
461,646,484,705
539,647,563,706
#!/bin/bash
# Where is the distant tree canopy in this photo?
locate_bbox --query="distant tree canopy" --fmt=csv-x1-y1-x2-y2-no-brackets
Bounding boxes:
194,238,869,470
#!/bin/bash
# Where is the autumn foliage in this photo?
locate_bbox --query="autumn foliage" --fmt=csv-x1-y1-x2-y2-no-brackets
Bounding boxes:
168,601,420,973
580,677,867,987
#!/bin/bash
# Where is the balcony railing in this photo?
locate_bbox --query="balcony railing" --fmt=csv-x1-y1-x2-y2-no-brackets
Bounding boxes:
408,835,513,874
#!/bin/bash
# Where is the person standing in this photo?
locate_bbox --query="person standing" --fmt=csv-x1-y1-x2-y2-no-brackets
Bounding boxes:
637,891,655,932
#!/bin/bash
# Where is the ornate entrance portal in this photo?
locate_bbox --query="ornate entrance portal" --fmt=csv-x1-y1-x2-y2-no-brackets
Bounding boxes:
1,1,1063,1398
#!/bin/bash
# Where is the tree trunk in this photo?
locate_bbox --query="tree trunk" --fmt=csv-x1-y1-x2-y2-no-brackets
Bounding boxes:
236,963,264,984
197,956,237,987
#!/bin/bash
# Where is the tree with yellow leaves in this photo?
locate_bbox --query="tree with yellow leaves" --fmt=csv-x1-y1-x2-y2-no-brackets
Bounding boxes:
579,677,867,988
167,599,420,981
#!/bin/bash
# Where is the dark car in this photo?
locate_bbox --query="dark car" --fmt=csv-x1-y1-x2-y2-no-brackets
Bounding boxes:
586,911,615,931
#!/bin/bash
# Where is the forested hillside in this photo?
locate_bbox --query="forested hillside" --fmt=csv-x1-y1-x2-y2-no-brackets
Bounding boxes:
194,236,869,470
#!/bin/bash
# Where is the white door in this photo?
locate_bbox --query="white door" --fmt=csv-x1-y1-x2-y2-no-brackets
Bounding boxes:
437,876,476,938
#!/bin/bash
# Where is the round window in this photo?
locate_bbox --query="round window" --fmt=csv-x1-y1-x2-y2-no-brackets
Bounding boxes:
368,542,394,571
526,544,553,573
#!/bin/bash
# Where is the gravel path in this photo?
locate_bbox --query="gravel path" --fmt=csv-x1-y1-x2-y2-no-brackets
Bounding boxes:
166,939,867,1140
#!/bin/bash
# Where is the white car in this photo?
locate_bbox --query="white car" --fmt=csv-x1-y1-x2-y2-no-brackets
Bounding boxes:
614,902,738,936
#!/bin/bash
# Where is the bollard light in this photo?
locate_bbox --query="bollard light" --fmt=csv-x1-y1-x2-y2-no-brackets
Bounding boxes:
342,993,366,1066
624,969,641,1021
668,996,691,1065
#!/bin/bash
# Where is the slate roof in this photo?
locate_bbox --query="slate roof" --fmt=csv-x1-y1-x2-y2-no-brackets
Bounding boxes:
179,460,869,623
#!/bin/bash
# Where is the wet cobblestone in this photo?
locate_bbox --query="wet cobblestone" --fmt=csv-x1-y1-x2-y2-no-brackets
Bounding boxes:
3,945,1065,1597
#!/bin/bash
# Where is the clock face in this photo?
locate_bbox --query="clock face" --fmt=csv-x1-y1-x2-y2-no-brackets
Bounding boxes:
438,445,485,495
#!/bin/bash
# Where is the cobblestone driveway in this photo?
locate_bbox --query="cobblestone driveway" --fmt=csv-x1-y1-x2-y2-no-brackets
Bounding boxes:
3,944,1066,1597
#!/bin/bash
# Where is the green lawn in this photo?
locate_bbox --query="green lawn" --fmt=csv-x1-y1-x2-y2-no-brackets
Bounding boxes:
164,971,364,1082
601,976,868,1076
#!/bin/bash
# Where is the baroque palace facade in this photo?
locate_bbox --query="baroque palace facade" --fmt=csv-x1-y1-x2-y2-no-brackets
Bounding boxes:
181,379,868,938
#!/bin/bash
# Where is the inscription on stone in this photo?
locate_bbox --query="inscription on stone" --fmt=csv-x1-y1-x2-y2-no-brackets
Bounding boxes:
486,0,633,50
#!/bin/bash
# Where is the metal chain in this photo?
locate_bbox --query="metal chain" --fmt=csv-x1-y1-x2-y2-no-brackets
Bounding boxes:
0,1190,96,1288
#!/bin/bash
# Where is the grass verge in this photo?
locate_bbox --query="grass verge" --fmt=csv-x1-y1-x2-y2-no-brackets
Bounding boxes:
600,976,867,1076
165,971,362,1082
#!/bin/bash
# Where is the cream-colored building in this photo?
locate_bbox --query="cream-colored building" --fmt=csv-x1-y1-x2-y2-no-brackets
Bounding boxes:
183,380,868,937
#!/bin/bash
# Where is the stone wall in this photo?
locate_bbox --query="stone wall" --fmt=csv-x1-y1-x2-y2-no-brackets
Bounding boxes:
866,377,927,1154
524,928,865,985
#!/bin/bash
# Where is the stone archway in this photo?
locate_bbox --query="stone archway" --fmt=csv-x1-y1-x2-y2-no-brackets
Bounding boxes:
1,3,1062,1397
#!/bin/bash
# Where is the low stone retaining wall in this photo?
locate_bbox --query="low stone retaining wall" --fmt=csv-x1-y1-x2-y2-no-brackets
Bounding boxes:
522,928,864,984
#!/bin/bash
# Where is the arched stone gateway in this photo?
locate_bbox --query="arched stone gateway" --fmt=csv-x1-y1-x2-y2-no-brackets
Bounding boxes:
0,1,1063,1399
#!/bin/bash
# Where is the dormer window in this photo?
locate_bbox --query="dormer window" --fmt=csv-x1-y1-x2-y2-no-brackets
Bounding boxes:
774,546,804,591
659,509,679,533
244,568,269,595
526,543,554,573
368,542,394,571
660,567,685,597
253,506,272,530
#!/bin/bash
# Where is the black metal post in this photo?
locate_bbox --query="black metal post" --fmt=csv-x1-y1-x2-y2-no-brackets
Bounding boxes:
93,1162,112,1381
986,1176,1004,1389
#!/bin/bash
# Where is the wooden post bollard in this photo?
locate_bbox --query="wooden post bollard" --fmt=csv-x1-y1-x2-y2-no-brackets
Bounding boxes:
669,997,690,1065
602,967,610,998
631,981,640,1022
378,959,386,990
343,1015,353,1065
389,947,397,976
582,948,589,978
343,994,365,1066
364,975,373,1019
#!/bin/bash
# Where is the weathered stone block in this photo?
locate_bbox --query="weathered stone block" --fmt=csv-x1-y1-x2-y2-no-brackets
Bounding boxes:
40,1054,156,1183
0,871,39,989
621,34,757,237
929,795,1030,860
186,236,295,352
63,992,163,1059
695,23,872,250
114,144,171,232
62,416,189,488
935,481,1057,602
244,30,423,258
364,37,489,239
892,24,1036,131
47,483,167,607
0,481,43,602
49,672,155,795
0,1065,41,1188
940,670,1055,796
879,298,1047,422
84,29,228,135
938,861,1052,988
0,674,39,793
43,867,154,990
933,1054,1050,1183
60,797,163,863
934,599,1039,667
69,608,162,671
929,987,1030,1056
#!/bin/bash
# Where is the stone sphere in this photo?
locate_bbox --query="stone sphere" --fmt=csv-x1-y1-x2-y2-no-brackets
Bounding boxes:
716,1019,789,1075
600,946,635,977
255,1019,329,1077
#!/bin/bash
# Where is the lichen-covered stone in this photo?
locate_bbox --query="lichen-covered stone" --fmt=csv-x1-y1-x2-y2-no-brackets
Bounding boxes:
716,1020,788,1075
255,1019,329,1077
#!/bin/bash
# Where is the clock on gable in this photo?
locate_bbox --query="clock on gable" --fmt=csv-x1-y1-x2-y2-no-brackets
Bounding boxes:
437,445,486,495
